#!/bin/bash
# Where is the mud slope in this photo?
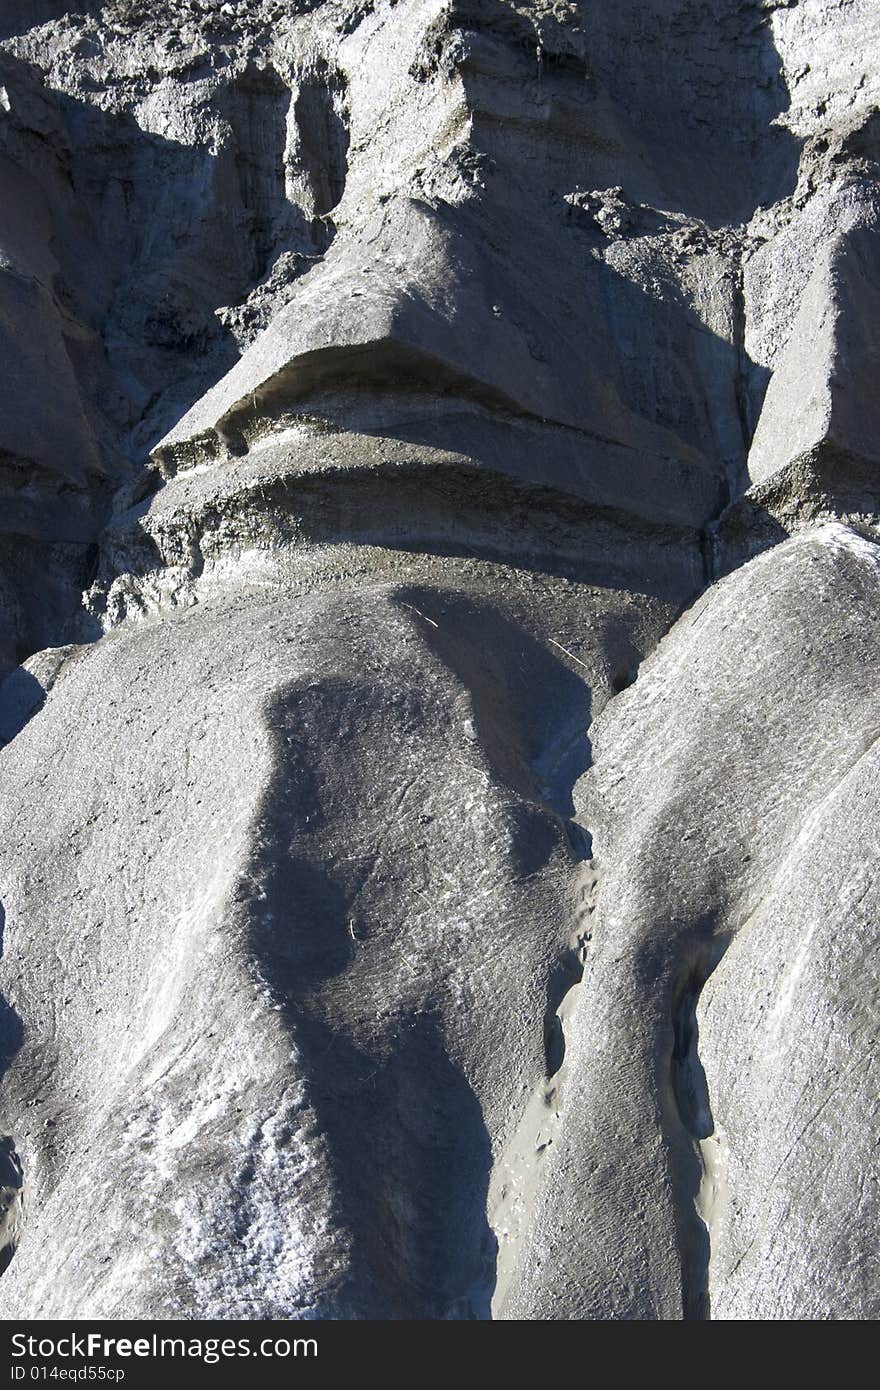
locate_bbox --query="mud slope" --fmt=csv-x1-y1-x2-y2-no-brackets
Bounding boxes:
0,1,878,1320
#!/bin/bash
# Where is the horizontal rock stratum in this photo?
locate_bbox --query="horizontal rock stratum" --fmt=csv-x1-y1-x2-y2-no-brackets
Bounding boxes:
0,0,878,1320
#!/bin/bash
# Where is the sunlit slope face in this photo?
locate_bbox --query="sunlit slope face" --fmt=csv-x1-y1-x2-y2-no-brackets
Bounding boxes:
0,565,676,1318
499,525,880,1320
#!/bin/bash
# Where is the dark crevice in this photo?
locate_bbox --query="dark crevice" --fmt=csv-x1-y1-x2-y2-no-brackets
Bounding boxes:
293,65,349,226
731,261,755,465
0,1136,23,1277
542,944,583,1078
225,63,293,281
0,901,24,1279
610,667,637,694
668,934,730,1321
542,829,592,1078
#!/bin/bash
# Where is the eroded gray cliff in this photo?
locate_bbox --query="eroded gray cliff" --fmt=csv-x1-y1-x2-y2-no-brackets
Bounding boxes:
0,0,877,1320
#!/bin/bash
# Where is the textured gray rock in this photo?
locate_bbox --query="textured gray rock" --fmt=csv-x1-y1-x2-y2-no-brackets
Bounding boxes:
0,566,675,1318
0,0,877,1321
501,524,880,1319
